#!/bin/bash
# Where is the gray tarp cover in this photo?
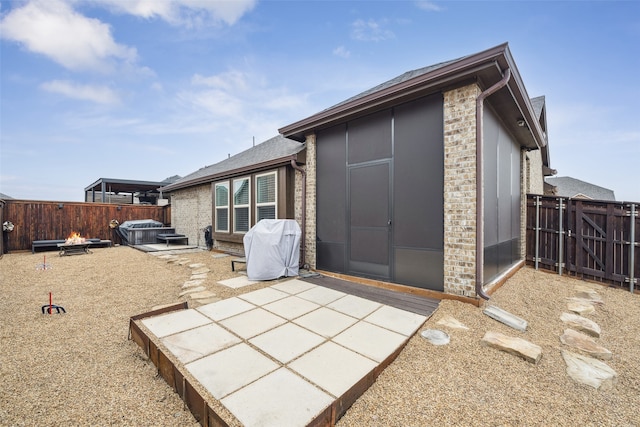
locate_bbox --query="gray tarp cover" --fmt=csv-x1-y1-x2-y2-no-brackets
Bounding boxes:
243,219,301,280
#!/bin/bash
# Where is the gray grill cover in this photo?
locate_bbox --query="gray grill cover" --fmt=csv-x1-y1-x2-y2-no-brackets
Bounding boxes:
243,219,301,280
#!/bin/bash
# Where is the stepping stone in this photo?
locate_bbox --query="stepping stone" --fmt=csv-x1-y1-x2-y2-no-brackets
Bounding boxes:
436,316,469,330
567,300,595,315
189,290,217,299
483,305,528,332
191,273,208,280
189,263,206,269
177,259,192,266
158,254,176,260
212,253,230,259
481,331,542,364
179,286,206,296
182,279,204,289
192,267,210,275
560,329,612,360
420,329,450,345
560,312,601,338
165,256,180,263
573,285,604,305
561,350,617,390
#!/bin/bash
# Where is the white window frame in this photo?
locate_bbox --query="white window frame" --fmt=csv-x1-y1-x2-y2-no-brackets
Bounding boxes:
214,181,229,232
233,177,251,234
255,171,277,222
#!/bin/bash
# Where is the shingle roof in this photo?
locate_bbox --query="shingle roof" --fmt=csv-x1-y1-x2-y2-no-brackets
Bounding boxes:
530,96,545,120
325,57,463,112
0,192,13,200
160,134,304,192
545,176,616,201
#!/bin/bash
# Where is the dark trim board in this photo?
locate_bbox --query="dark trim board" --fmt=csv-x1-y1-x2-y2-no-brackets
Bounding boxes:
301,274,440,317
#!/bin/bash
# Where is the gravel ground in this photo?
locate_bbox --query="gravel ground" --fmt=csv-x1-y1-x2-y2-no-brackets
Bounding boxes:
0,246,638,426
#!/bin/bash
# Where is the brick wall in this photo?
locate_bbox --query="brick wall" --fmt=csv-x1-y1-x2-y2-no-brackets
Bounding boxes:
443,84,480,297
303,134,317,269
169,184,212,248
526,149,544,195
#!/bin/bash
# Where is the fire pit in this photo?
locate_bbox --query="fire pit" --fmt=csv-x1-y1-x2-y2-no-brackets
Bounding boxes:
57,232,93,256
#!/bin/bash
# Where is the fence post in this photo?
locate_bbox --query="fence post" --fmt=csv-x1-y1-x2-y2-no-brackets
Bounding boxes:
558,198,564,276
535,196,540,270
630,203,636,293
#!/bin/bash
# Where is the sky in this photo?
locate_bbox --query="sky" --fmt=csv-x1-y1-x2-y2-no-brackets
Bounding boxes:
1,0,639,203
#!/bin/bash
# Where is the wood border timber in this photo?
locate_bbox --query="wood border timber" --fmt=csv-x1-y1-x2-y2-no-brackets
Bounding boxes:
315,270,481,307
484,260,525,297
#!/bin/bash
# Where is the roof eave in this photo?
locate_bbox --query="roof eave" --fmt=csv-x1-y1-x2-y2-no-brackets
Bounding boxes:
160,153,302,193
279,43,509,139
279,43,548,161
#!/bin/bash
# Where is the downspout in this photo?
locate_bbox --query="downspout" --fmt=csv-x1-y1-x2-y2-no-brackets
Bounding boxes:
290,159,306,268
475,67,511,300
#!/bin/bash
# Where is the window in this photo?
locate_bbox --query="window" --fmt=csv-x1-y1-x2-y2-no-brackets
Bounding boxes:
256,172,277,222
214,182,229,232
233,177,250,233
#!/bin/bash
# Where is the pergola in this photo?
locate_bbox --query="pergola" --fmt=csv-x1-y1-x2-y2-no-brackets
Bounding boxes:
84,178,167,204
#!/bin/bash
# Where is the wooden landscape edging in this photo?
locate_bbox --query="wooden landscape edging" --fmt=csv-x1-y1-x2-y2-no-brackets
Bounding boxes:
315,270,481,307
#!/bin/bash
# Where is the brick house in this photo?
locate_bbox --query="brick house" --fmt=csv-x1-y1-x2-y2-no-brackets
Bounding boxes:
279,43,552,299
163,43,552,301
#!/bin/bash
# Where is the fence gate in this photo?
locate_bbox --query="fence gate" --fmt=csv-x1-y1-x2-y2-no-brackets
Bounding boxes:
527,195,639,293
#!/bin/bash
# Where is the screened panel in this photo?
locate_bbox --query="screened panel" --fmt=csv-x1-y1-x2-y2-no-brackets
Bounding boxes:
316,124,347,244
348,110,392,164
393,94,444,250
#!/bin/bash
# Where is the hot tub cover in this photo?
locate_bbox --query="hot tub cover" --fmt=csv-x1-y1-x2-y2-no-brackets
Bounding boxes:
243,219,301,280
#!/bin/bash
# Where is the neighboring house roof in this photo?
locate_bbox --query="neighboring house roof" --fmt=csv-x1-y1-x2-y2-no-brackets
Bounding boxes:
0,192,13,200
545,177,616,201
279,42,551,170
160,134,304,193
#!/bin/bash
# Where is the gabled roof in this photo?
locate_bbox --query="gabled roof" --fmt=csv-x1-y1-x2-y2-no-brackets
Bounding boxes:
279,43,551,168
545,176,616,201
160,135,304,193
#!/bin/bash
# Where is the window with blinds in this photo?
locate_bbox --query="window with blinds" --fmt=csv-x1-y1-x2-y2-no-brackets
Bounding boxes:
233,177,250,233
214,182,229,232
256,172,277,222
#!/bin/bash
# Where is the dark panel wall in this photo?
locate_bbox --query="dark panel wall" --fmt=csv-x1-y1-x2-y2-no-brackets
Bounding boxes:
348,110,392,164
483,106,522,282
316,124,347,272
393,95,444,250
316,93,445,291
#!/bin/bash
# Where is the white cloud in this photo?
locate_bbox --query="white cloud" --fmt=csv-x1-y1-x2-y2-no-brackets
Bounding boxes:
182,69,306,118
92,0,257,27
351,19,395,42
333,46,351,59
40,80,120,104
0,0,137,72
415,1,444,12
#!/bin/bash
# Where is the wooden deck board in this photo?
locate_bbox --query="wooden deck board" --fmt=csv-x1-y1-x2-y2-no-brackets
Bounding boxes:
301,274,440,317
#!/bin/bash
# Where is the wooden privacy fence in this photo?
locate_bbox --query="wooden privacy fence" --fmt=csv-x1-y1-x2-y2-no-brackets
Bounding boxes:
0,199,171,253
526,195,639,293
